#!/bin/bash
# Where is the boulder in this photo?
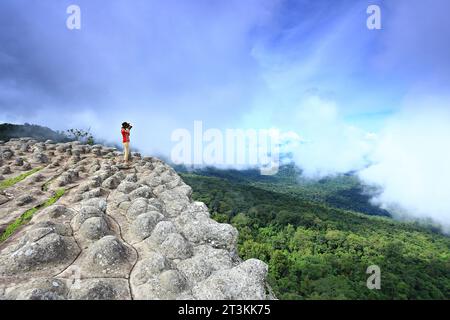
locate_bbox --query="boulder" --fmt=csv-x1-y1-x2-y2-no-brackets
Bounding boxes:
79,217,111,240
130,211,164,241
16,194,35,206
191,259,268,300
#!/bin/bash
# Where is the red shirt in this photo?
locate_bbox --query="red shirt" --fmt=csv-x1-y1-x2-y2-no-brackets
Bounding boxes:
121,128,130,143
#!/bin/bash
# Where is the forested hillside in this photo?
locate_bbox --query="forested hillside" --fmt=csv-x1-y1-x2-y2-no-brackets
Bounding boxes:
0,123,69,142
180,170,450,300
176,165,391,217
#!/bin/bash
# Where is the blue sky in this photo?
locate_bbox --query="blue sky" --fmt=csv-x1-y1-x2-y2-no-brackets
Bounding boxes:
1,0,450,226
2,0,447,134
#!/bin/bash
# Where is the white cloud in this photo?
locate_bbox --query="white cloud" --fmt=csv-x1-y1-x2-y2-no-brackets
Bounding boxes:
279,95,375,178
359,96,450,228
268,92,450,229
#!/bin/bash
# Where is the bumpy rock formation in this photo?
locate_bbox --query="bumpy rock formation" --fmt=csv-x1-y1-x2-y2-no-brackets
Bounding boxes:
0,138,269,300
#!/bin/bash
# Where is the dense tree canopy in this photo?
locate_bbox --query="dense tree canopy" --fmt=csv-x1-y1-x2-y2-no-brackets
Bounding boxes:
180,170,450,300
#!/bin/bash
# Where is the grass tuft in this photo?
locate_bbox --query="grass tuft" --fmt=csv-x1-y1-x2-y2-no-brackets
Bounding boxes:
0,188,65,243
0,167,42,191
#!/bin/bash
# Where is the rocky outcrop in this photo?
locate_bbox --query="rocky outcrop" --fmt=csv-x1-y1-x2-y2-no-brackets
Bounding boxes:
0,138,269,300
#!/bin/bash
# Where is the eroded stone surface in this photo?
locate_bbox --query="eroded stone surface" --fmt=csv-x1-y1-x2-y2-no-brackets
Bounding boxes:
0,139,269,300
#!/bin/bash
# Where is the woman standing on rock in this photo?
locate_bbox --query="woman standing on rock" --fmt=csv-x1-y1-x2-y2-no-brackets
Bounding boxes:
121,122,132,164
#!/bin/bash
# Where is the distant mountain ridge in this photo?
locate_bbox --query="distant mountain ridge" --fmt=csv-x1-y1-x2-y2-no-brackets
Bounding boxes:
0,123,70,143
175,164,391,218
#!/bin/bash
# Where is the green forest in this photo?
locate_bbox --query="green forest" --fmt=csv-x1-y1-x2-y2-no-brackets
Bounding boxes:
179,166,450,300
0,123,69,142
